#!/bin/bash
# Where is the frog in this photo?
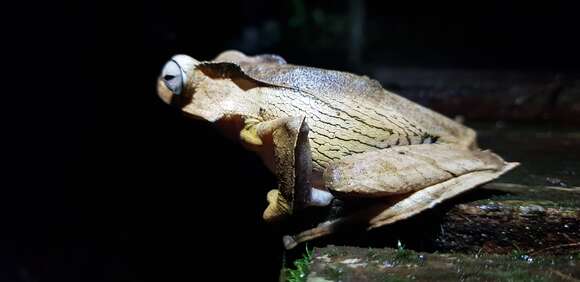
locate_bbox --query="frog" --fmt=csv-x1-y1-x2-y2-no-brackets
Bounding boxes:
157,50,518,249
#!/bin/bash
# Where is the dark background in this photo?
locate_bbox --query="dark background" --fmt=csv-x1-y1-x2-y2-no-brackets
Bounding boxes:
6,1,580,281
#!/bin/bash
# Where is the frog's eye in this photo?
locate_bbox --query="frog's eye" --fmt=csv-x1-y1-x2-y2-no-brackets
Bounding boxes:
161,60,184,95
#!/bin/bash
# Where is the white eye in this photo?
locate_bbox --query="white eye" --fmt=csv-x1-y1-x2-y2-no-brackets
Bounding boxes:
161,60,184,95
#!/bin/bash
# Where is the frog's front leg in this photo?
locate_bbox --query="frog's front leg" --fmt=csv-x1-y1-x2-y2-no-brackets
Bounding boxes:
241,116,333,222
282,143,518,249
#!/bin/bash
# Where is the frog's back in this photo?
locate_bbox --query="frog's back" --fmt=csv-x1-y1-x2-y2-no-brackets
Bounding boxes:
234,62,475,170
206,49,477,171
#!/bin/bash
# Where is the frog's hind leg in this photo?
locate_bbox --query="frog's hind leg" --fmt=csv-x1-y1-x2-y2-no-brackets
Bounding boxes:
282,143,518,249
366,161,518,229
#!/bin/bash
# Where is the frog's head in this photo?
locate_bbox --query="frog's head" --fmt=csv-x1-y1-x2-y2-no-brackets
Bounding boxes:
157,54,199,107
158,54,244,122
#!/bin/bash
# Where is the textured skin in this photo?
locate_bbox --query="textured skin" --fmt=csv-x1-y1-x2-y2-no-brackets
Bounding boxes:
324,144,505,197
211,51,476,177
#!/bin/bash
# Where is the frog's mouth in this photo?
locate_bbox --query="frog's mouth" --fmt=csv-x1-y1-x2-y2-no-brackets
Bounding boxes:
157,79,176,105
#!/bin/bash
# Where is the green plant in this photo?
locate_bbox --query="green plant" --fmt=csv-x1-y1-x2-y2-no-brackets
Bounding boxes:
394,240,413,262
286,245,313,282
397,240,405,252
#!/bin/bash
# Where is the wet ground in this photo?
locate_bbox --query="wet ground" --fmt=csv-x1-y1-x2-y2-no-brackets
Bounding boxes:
471,122,579,188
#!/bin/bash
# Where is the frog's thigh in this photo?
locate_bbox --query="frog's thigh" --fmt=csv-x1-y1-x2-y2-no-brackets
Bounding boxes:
324,143,519,229
368,162,517,229
324,143,514,198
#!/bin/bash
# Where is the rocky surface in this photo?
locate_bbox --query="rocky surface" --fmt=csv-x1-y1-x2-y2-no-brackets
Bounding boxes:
306,245,580,282
434,183,580,255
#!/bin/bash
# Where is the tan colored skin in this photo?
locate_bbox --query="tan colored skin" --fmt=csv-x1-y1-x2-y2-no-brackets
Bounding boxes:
158,51,518,249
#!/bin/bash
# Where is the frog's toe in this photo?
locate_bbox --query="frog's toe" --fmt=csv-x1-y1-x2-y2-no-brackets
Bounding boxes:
263,189,290,222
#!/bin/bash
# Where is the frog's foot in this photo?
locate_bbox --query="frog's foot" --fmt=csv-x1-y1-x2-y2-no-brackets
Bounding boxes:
308,188,334,207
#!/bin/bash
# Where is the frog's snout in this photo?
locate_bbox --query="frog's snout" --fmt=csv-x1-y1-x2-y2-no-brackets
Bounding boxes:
157,54,198,104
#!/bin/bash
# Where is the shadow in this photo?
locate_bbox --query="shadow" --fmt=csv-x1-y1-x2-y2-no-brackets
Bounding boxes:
283,184,510,262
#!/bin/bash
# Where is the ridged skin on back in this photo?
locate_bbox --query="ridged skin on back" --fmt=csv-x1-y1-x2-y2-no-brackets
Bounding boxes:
210,57,476,174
